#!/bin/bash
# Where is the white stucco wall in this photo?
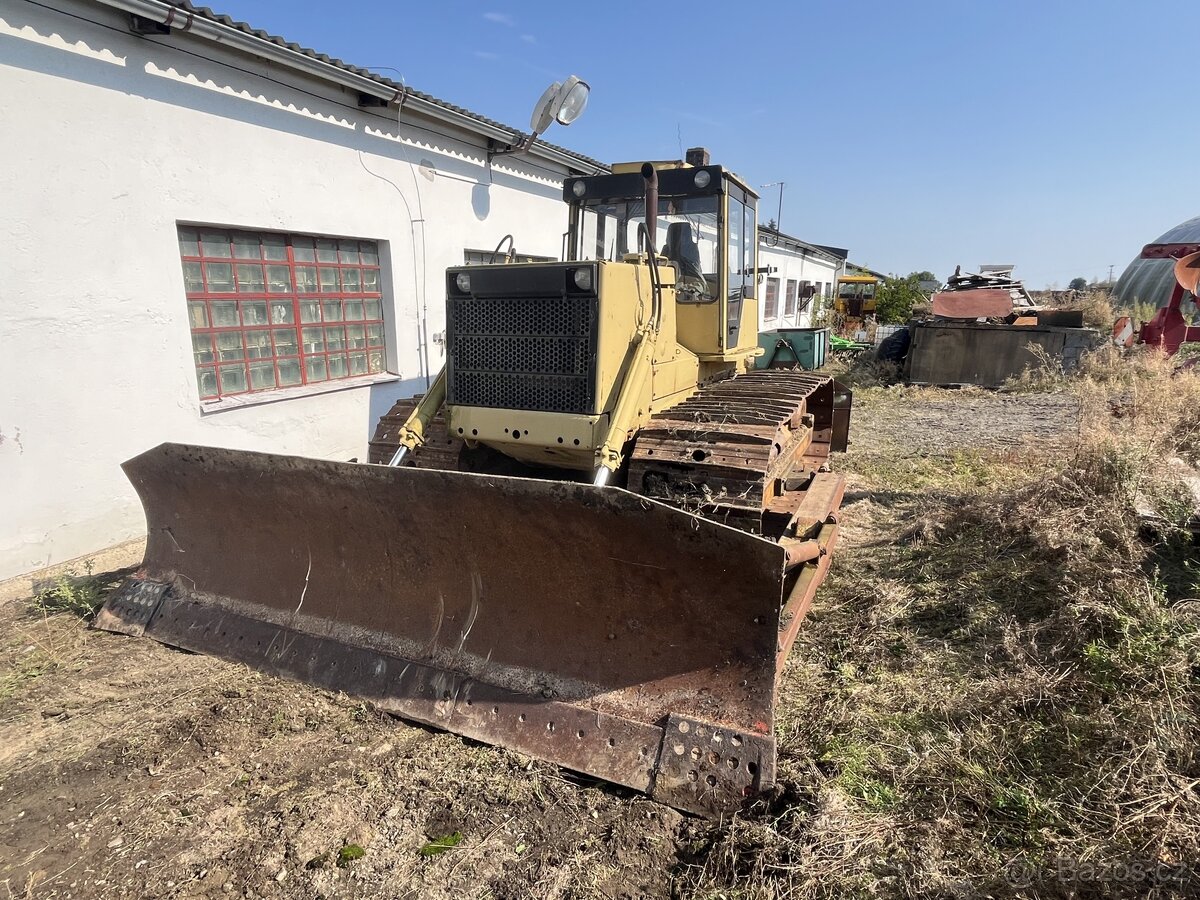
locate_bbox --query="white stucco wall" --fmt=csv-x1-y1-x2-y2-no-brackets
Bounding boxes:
0,0,586,579
757,239,842,331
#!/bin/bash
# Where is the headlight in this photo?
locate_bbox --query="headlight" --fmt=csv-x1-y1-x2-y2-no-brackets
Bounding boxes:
572,267,593,291
693,170,711,189
455,272,472,293
571,180,587,198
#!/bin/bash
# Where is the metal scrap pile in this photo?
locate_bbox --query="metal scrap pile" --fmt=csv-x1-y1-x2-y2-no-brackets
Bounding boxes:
931,265,1034,320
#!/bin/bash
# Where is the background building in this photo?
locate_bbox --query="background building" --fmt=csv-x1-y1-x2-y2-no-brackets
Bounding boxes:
757,225,846,331
1115,215,1200,309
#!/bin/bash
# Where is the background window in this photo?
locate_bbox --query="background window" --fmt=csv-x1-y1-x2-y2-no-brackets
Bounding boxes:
785,279,798,317
178,227,386,400
800,280,814,309
764,277,780,319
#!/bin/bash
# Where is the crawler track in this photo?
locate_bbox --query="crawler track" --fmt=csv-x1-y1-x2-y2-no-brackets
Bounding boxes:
367,396,460,469
627,370,841,535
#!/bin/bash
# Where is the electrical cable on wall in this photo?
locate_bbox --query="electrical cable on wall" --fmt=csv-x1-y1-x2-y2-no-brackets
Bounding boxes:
392,77,433,389
354,66,432,389
357,151,429,388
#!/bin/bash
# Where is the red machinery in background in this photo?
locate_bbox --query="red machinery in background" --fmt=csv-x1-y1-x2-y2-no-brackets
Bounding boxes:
1114,243,1200,354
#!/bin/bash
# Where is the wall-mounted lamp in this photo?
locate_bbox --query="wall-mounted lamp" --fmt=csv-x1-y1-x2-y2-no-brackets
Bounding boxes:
489,75,590,162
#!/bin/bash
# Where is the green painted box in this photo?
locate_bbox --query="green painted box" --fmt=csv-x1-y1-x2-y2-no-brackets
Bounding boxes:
755,327,829,370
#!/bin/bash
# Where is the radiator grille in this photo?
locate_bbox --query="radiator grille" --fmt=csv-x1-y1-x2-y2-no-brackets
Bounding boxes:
448,296,596,414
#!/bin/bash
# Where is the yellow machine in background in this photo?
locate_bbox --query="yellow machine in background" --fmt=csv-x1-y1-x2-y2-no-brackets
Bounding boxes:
99,150,852,818
833,274,881,333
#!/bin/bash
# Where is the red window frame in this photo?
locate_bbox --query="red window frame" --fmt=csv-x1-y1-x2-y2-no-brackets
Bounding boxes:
764,277,780,319
178,226,387,400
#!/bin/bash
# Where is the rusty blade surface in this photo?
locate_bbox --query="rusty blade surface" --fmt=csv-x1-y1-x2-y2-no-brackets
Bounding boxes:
101,574,780,814
117,443,788,736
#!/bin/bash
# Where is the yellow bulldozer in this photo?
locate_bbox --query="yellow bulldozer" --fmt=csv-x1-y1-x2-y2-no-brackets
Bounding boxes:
833,272,881,335
97,150,852,817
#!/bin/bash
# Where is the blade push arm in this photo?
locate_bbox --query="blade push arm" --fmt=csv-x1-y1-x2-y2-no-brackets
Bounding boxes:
387,367,447,466
593,329,655,485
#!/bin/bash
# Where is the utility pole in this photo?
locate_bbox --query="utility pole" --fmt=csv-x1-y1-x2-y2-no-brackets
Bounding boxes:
1107,264,1115,285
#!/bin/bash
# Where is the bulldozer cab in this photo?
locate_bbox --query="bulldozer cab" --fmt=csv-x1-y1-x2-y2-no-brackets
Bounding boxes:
834,274,879,318
434,159,767,482
564,163,760,358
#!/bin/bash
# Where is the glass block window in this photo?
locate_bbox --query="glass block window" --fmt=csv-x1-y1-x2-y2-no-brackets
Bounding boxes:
179,227,386,400
764,277,780,319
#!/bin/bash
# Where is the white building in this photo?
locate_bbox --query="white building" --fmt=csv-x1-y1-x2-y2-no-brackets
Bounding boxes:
757,225,846,331
0,0,601,580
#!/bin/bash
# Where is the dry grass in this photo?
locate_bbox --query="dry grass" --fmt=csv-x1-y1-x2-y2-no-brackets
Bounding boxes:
1077,290,1116,331
1038,288,1117,332
824,352,903,391
676,360,1200,899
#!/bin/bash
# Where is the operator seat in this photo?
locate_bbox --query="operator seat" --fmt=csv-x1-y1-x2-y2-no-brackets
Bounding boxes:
662,222,708,299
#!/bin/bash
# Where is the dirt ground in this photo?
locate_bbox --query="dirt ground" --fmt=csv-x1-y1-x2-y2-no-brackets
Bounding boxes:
846,387,1080,455
0,390,1081,900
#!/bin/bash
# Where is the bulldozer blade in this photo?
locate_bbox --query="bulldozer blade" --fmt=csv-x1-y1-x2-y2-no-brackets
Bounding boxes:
97,443,814,816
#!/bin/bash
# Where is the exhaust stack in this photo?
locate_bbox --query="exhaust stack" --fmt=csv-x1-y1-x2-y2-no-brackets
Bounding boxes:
640,162,658,253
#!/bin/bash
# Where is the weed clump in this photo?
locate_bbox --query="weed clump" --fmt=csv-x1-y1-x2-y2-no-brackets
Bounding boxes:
31,560,107,620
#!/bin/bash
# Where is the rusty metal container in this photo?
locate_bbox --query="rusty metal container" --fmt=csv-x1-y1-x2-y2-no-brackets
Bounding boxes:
905,320,1102,387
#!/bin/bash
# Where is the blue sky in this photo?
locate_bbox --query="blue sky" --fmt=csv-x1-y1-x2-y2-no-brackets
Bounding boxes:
220,1,1194,288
